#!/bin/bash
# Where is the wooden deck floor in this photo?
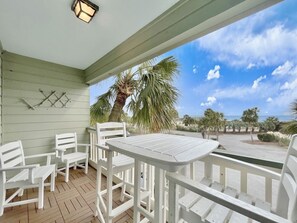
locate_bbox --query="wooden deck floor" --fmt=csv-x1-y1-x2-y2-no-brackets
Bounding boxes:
0,167,133,223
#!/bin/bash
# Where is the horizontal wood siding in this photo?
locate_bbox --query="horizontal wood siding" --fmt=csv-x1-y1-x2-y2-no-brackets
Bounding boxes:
1,52,90,157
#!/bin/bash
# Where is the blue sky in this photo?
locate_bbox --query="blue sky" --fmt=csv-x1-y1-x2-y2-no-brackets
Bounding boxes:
91,0,297,118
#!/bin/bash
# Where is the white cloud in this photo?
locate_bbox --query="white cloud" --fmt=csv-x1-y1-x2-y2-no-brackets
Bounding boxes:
197,19,297,68
192,65,198,74
272,61,297,76
247,63,256,69
207,65,220,80
280,78,297,90
201,96,217,106
252,75,266,89
266,97,273,102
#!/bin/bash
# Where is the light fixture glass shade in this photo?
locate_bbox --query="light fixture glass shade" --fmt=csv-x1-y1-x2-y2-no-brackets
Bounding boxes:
72,0,99,23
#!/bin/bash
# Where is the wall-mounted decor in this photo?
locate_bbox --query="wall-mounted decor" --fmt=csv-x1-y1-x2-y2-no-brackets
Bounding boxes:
22,89,71,110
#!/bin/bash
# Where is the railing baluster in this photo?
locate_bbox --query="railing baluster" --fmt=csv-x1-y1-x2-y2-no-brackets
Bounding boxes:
241,170,247,193
265,177,272,203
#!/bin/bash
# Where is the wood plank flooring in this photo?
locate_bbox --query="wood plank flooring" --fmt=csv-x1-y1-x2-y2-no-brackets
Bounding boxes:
0,167,133,223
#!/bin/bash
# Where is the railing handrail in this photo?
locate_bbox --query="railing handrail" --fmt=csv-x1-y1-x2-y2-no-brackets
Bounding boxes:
213,150,283,170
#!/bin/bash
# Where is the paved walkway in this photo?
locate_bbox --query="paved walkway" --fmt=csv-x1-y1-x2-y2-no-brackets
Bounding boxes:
168,130,287,163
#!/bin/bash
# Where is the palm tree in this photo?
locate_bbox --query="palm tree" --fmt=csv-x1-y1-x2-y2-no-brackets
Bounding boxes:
282,100,297,134
200,109,225,140
241,107,259,142
91,56,179,132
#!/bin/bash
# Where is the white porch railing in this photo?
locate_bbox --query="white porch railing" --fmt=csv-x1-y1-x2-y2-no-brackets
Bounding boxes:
87,127,283,221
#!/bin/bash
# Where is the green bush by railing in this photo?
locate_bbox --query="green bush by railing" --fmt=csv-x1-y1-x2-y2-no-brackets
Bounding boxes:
257,133,276,142
257,132,290,147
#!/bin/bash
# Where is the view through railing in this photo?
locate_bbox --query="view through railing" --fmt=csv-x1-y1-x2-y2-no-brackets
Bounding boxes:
87,127,283,220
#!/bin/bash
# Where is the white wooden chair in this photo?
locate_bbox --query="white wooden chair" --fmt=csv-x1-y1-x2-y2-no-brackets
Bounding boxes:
95,122,136,223
0,141,55,216
55,133,89,182
166,134,297,223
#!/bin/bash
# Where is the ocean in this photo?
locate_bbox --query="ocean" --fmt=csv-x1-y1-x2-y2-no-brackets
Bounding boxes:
224,115,294,122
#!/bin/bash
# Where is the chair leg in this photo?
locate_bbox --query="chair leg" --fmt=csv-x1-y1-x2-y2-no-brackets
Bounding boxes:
18,189,24,197
38,181,45,209
65,162,70,182
95,162,102,217
55,159,59,177
120,170,126,202
106,151,113,223
50,170,55,192
0,186,6,216
74,162,77,170
85,158,88,174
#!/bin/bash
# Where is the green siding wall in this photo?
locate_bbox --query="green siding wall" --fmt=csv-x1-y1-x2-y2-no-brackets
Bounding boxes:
0,54,2,145
1,52,90,156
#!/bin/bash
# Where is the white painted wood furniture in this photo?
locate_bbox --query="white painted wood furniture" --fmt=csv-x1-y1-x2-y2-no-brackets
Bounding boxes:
55,133,89,182
105,133,219,223
95,122,136,223
166,134,297,223
0,140,55,216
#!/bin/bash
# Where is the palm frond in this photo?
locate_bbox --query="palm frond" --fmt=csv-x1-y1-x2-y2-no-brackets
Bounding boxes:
282,121,297,134
90,90,114,125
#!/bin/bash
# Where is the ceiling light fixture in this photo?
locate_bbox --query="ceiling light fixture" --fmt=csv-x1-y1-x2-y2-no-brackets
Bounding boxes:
72,0,99,23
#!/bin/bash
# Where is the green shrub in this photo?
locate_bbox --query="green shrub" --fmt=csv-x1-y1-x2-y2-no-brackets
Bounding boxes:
257,133,276,142
176,125,198,132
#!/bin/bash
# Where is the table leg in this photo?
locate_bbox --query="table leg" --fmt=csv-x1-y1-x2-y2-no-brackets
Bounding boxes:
133,159,141,223
154,167,164,223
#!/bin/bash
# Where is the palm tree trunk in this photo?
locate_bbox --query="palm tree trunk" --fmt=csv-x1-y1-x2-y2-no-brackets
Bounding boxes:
108,92,128,122
249,125,254,142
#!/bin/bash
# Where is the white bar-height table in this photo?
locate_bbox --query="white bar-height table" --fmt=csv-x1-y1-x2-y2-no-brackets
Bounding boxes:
105,133,219,223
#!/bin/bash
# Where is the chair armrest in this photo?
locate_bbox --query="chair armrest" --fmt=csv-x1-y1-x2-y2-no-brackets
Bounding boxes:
166,173,290,223
54,147,66,152
0,164,40,184
96,144,109,151
77,143,90,153
203,153,281,180
0,164,40,172
25,152,55,165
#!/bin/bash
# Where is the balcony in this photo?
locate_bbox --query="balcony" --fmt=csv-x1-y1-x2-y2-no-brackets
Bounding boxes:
1,127,294,222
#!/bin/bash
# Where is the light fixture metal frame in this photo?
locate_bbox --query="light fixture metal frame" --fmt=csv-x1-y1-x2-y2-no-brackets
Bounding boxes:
72,0,99,23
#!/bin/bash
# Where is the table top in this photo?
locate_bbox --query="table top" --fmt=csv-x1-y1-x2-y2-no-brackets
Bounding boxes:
106,133,219,172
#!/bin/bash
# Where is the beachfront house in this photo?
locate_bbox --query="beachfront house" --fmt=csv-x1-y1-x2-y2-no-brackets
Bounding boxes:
1,1,291,222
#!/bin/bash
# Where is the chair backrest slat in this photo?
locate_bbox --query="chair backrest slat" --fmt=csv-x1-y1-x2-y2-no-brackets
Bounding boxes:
96,122,126,146
4,156,23,168
287,155,297,183
0,141,25,169
276,134,297,221
56,133,77,151
98,130,125,138
2,148,22,163
282,173,296,199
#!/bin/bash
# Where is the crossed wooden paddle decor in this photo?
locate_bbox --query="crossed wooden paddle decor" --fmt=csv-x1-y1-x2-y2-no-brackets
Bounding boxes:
22,89,71,110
